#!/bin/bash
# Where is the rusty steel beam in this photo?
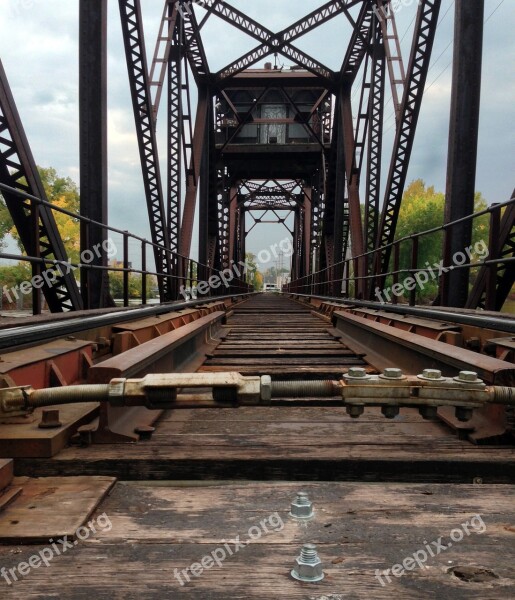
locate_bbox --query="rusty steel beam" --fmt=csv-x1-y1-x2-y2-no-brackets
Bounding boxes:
340,0,374,82
374,0,441,281
0,61,82,313
466,194,515,311
181,5,210,83
180,85,209,258
167,12,183,296
441,0,484,308
364,15,386,274
79,0,111,310
118,0,172,301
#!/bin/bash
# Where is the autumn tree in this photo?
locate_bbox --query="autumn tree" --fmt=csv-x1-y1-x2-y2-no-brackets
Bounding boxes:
0,166,81,263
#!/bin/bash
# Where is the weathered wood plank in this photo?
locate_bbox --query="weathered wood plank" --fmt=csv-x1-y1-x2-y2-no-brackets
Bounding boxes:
0,476,116,543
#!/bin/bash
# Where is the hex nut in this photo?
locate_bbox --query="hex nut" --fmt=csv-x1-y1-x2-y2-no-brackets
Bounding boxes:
418,369,444,381
290,492,314,519
346,367,368,379
380,368,405,380
291,544,324,583
454,371,482,384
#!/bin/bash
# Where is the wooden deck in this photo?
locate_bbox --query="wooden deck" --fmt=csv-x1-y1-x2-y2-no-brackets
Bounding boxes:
1,481,514,599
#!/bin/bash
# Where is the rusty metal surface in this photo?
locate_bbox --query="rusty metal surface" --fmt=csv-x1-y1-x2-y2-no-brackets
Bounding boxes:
83,311,226,443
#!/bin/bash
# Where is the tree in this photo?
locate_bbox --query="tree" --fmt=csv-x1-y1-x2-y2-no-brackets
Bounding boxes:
392,180,490,302
0,166,81,262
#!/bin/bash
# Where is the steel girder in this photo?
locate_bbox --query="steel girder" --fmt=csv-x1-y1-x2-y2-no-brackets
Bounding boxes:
340,0,374,82
364,15,386,267
374,0,441,280
119,0,172,301
0,61,82,312
179,85,209,258
466,194,515,312
180,4,210,83
210,0,346,82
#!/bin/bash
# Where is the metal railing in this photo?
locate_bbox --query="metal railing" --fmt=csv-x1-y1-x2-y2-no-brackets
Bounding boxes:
284,196,515,308
0,182,253,314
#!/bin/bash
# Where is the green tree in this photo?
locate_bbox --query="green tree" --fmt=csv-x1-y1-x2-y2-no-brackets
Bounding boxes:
0,166,80,262
393,180,490,302
109,271,143,299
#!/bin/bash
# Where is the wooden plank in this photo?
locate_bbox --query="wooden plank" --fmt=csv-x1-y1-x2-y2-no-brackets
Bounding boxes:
0,482,513,598
0,476,116,543
0,458,13,491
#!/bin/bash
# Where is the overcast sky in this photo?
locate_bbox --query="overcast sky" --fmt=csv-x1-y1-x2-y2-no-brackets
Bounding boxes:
0,0,513,268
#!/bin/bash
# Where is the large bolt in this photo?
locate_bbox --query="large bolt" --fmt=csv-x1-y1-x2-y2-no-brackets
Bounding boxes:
382,405,400,419
346,367,368,379
454,371,482,384
419,406,439,420
290,492,314,519
381,368,404,380
291,544,324,583
455,407,474,422
346,404,365,418
418,369,444,380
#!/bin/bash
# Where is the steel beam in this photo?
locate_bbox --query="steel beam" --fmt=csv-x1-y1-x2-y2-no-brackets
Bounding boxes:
79,0,111,310
0,61,82,312
441,0,484,307
180,85,209,258
364,15,386,278
119,0,172,301
374,0,441,280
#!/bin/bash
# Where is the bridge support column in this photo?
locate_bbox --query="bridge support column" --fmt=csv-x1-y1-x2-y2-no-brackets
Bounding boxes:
79,0,111,309
441,0,484,307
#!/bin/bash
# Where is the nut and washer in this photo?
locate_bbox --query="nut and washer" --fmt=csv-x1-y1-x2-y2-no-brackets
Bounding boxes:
418,369,445,381
380,368,405,380
454,371,483,385
344,367,371,380
290,492,314,519
291,544,324,583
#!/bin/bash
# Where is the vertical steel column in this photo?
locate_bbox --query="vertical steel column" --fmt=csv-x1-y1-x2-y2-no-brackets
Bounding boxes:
303,187,312,278
441,0,484,307
79,0,110,309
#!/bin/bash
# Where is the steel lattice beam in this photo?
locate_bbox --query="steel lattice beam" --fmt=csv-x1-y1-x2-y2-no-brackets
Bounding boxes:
0,60,82,312
119,0,172,300
167,10,183,295
374,0,441,278
364,15,386,262
341,0,374,82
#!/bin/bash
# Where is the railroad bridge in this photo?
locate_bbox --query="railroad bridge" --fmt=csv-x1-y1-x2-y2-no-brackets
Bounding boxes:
0,1,514,598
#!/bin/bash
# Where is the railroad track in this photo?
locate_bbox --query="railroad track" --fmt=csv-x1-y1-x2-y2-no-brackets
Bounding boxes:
200,294,367,378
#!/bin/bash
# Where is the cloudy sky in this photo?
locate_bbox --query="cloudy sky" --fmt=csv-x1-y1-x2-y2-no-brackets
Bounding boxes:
0,0,513,268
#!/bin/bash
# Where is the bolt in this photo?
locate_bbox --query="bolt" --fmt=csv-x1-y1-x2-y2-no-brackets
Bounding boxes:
346,404,365,418
381,368,404,379
419,406,439,420
291,544,324,583
290,491,314,519
346,367,368,379
454,371,482,384
420,369,443,380
473,477,483,485
260,375,272,404
134,425,155,441
381,405,400,419
455,406,474,422
38,409,62,429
